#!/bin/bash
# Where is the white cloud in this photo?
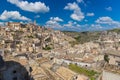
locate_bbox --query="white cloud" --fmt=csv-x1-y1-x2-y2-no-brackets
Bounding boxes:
64,21,79,27
64,21,104,31
63,21,84,31
34,15,40,18
50,17,63,22
7,0,50,13
45,18,82,31
45,17,63,29
0,10,31,21
105,6,112,11
64,2,84,21
90,24,103,30
77,0,83,3
96,16,112,24
95,16,119,25
95,16,120,29
45,16,120,32
76,0,86,6
86,13,94,16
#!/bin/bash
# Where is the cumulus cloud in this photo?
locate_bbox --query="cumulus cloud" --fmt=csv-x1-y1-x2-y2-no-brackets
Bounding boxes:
64,21,105,31
34,15,40,18
45,16,120,31
89,24,103,31
50,17,63,22
95,16,120,29
105,6,112,11
63,21,89,31
7,0,50,13
64,21,80,27
45,17,63,29
64,2,84,21
95,16,120,25
77,0,83,3
86,13,94,16
45,18,82,31
77,0,86,6
0,10,31,21
96,16,113,24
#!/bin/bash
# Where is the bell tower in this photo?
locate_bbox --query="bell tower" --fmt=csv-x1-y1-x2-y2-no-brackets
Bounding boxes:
34,20,36,25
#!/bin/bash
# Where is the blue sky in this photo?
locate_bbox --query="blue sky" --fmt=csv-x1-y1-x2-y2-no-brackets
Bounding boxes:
0,0,120,32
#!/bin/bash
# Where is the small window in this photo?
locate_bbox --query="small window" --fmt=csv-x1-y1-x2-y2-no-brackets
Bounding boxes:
13,70,17,74
75,63,77,66
50,57,54,60
75,76,78,79
13,77,17,80
118,62,120,66
85,65,88,67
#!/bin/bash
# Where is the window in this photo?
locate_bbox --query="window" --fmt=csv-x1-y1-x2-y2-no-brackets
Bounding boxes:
75,63,77,66
118,62,120,66
85,65,88,67
50,57,54,60
75,76,78,79
13,70,17,74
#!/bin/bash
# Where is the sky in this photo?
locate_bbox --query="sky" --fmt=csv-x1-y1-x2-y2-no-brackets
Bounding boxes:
0,0,120,32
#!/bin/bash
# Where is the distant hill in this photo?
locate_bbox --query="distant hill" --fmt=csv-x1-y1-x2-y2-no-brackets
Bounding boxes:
62,28,120,45
108,28,120,33
63,31,100,44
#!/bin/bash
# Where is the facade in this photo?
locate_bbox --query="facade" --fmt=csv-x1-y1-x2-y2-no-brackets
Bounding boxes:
7,22,21,30
108,54,120,66
53,58,92,67
105,50,120,66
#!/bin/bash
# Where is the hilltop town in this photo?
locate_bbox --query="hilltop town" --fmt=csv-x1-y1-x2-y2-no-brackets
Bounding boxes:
0,22,120,80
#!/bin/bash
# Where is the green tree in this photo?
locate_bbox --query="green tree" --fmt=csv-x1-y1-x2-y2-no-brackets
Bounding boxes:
104,54,109,63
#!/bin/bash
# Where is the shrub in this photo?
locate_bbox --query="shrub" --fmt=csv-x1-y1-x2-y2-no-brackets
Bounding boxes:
69,64,98,80
43,46,52,50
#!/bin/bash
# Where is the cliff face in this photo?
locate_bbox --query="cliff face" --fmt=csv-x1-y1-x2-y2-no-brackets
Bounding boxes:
0,56,32,80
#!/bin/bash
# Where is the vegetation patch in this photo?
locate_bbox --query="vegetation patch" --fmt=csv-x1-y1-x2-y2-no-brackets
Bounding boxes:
43,45,52,50
108,28,120,33
63,31,100,44
69,41,79,47
69,64,98,80
25,35,34,38
104,54,109,63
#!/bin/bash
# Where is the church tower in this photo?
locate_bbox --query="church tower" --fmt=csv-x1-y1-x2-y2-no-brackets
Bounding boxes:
34,20,36,25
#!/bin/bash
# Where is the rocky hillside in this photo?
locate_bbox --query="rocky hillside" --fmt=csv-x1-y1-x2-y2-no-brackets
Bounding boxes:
63,28,120,44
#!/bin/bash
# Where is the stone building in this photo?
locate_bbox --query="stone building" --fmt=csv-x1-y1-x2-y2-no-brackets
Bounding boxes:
7,22,21,30
105,50,120,66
